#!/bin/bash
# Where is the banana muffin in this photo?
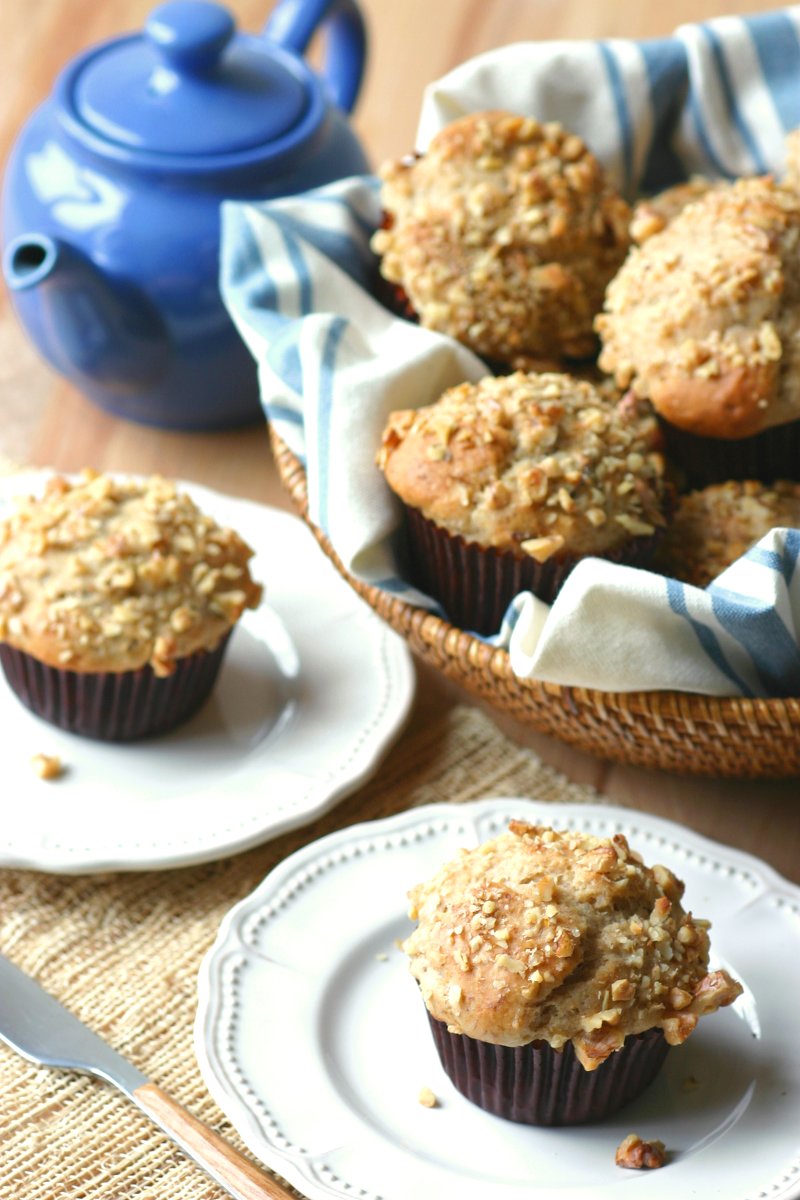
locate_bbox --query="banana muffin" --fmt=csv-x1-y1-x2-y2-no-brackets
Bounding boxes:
403,819,743,1126
651,478,800,587
0,470,262,740
372,110,631,366
377,371,668,632
597,177,800,484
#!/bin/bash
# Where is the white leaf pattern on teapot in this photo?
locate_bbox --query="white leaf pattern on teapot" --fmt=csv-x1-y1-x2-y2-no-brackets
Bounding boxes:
27,142,125,232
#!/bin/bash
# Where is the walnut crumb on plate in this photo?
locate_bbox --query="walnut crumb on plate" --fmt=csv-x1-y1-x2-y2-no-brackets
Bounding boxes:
418,1087,439,1109
615,1133,667,1169
30,753,64,781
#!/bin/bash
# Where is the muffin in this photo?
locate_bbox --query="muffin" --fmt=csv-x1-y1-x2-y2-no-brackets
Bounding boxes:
377,371,669,633
0,470,262,740
596,177,800,485
651,478,800,587
371,111,631,366
403,819,743,1126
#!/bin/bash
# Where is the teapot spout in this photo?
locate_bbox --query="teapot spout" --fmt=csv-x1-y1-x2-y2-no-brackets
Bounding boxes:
3,234,59,291
3,234,170,392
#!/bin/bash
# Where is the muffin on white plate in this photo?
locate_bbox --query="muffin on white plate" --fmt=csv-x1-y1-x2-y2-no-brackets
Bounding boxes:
0,470,262,740
403,819,742,1125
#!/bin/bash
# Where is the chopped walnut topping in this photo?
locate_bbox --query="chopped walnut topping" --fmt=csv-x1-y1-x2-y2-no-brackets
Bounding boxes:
402,821,742,1065
379,372,667,561
31,753,64,781
519,534,566,563
651,479,800,589
373,110,630,361
615,1133,667,1170
0,472,263,675
598,178,800,439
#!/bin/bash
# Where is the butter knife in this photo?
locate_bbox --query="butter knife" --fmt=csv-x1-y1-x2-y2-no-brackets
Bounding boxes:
0,952,295,1200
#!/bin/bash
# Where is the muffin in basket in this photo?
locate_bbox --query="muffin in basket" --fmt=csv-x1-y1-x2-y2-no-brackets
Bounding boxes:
651,478,800,588
402,819,742,1126
371,110,631,368
0,470,262,740
596,177,800,485
377,371,669,634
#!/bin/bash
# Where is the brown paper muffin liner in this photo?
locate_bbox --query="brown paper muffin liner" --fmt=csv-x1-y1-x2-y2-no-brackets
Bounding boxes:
0,633,231,742
661,417,800,487
427,1014,669,1126
402,505,663,635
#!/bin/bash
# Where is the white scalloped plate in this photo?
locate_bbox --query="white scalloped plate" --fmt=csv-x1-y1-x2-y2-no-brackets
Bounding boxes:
0,472,414,872
196,798,800,1200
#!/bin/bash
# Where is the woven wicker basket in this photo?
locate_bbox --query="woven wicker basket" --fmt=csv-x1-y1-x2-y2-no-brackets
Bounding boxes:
271,429,800,779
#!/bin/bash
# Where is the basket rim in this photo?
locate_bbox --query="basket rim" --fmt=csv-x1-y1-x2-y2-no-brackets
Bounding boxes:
269,426,800,728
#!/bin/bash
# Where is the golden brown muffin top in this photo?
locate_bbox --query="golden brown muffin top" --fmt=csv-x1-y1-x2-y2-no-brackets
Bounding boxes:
371,110,631,362
651,479,800,588
0,471,262,675
377,372,667,561
597,177,800,439
403,820,742,1069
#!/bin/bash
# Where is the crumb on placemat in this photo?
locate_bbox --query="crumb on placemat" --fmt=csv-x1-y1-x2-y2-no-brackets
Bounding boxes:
418,1086,439,1109
615,1133,667,1169
31,753,65,781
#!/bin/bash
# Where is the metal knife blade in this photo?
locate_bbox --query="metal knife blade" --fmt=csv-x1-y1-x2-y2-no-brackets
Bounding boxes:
0,951,146,1093
0,952,294,1200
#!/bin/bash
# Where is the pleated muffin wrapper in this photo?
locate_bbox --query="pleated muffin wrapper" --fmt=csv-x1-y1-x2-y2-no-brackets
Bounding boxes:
661,418,800,488
427,1013,670,1126
0,632,231,742
402,505,665,636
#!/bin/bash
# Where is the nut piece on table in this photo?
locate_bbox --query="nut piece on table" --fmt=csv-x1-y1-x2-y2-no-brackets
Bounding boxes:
615,1132,667,1169
31,753,64,781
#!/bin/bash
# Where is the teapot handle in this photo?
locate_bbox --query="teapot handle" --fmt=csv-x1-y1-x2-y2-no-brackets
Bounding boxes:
263,0,366,114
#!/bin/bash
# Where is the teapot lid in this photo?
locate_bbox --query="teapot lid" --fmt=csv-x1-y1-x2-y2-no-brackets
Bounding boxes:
59,0,320,164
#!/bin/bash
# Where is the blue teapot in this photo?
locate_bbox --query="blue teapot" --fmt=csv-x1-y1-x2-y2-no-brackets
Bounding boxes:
2,0,369,430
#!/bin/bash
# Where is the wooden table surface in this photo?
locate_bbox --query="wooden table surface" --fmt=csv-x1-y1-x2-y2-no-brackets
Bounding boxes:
1,0,798,885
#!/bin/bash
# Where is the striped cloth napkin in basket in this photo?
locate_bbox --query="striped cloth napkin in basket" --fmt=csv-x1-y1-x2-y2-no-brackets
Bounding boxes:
221,8,800,699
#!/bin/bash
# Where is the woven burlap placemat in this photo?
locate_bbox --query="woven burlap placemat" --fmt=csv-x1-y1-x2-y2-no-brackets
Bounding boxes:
0,702,607,1200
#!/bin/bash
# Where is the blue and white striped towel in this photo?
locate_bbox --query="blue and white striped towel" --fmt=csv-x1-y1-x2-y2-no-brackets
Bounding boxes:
221,8,800,698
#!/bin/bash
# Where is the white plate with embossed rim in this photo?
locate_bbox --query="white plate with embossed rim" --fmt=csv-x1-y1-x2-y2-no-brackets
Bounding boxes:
0,471,414,873
196,797,800,1200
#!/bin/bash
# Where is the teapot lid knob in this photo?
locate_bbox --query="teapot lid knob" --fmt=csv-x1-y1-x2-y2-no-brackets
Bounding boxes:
146,0,234,74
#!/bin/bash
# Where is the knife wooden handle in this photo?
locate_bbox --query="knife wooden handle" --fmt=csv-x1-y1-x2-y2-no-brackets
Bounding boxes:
134,1082,299,1200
